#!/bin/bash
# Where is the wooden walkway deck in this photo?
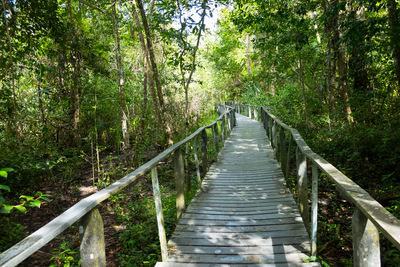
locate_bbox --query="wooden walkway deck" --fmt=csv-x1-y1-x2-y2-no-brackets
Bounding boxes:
156,114,319,267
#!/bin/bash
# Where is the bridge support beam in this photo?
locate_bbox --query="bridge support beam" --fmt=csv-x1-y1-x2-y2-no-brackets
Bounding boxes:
352,208,380,267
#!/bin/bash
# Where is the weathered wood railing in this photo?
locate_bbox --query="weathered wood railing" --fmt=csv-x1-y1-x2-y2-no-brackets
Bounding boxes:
0,104,236,267
234,103,400,267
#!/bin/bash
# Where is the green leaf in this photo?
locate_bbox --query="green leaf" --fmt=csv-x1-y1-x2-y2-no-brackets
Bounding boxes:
0,205,14,213
0,171,7,178
28,200,41,208
0,184,10,192
20,195,34,201
40,196,50,202
14,205,27,213
1,168,14,172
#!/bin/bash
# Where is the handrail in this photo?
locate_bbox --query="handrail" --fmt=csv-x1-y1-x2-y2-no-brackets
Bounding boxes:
234,103,400,266
0,104,237,267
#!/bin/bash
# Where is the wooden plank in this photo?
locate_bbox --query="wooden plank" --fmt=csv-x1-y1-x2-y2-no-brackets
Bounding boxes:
199,188,288,194
181,212,301,221
203,174,284,179
200,184,287,190
171,229,308,240
194,194,291,201
206,170,282,175
190,197,294,205
185,207,299,216
168,236,309,247
185,205,298,213
178,217,304,226
193,193,294,199
202,178,284,183
175,223,309,233
156,263,320,267
166,253,309,264
168,244,308,256
188,200,297,209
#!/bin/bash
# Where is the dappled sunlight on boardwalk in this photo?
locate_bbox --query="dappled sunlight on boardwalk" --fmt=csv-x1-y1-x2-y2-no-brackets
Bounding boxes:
156,114,319,266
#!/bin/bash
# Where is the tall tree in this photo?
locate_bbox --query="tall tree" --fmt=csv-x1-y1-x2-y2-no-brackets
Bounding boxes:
387,0,400,88
112,0,129,150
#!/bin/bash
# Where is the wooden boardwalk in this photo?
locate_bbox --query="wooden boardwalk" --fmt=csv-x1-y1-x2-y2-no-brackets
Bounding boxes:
156,114,319,267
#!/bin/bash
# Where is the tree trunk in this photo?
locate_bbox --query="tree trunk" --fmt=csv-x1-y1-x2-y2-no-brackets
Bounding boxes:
112,0,129,150
136,0,173,145
2,0,22,151
298,54,310,125
67,0,81,147
131,3,161,124
335,2,353,123
136,0,165,111
387,0,400,88
348,4,370,94
183,0,207,119
37,82,46,124
246,35,252,76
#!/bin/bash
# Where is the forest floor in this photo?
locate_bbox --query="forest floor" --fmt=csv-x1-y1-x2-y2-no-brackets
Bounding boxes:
10,158,138,267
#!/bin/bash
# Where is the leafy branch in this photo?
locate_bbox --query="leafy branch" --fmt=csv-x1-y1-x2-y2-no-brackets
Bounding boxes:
0,168,50,214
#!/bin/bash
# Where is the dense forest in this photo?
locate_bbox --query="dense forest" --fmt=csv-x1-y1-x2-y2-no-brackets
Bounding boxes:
1,0,399,266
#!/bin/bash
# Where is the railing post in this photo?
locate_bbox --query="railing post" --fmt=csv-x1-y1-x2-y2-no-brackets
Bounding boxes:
311,163,318,257
213,123,219,155
200,129,208,173
279,127,287,177
151,167,168,261
233,110,237,126
79,208,106,267
285,134,292,178
174,148,185,219
248,105,252,119
352,208,380,267
271,121,277,149
261,108,264,127
254,106,258,121
221,117,225,144
226,113,231,132
193,137,201,185
296,147,310,232
269,116,273,143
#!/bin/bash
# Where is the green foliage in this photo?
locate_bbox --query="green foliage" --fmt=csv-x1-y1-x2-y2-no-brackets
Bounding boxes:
115,186,177,266
0,167,50,214
0,217,27,252
49,240,80,267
